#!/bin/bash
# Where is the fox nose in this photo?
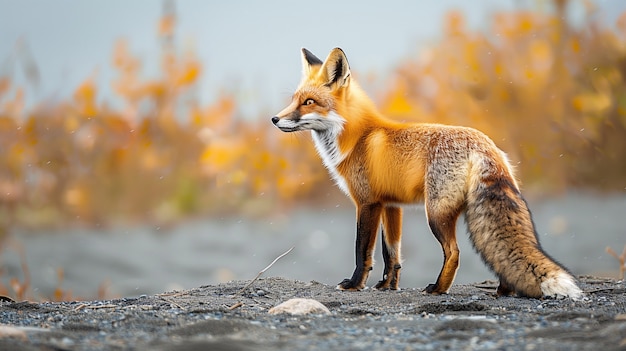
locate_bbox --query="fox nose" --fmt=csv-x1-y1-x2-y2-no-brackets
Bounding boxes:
271,116,280,125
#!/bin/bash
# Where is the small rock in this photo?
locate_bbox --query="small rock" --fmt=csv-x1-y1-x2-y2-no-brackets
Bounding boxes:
61,337,75,347
268,298,331,315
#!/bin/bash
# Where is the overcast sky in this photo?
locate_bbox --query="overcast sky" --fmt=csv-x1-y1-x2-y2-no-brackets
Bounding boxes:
1,0,625,117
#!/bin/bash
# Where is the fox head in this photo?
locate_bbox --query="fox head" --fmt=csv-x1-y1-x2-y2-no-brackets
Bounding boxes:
271,47,351,133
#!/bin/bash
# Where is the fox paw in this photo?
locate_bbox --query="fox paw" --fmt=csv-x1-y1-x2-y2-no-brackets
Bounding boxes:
496,283,515,297
337,278,363,291
374,280,399,291
424,283,447,295
374,280,391,290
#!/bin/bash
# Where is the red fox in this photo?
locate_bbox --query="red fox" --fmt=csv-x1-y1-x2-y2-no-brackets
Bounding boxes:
271,47,582,299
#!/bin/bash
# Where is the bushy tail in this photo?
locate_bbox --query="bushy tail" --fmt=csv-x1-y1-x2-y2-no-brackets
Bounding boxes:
465,156,582,299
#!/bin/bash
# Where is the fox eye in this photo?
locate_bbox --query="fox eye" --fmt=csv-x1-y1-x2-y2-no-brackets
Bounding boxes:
303,98,315,106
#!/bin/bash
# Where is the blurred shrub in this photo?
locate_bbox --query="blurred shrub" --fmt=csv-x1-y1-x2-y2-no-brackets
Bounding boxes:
381,4,626,192
0,7,325,229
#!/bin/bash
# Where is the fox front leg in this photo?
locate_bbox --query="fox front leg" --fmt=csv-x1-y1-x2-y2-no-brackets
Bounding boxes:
375,206,402,290
338,203,383,290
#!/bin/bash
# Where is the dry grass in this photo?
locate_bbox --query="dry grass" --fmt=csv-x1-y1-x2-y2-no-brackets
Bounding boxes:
606,245,626,280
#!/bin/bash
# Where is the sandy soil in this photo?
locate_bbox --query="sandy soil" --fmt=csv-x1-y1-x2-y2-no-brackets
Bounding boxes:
0,276,625,350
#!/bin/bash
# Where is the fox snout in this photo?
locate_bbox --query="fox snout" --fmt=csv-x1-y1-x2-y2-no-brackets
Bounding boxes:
271,115,291,132
271,114,296,133
271,112,304,133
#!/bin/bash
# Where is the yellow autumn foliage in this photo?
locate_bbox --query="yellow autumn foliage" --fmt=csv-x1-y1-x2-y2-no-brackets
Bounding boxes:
381,5,626,191
0,1,624,229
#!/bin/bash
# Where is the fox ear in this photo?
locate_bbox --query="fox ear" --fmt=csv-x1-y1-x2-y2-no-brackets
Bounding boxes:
301,48,323,76
320,47,351,88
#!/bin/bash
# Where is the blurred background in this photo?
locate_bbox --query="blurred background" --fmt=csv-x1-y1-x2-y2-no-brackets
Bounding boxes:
0,0,625,301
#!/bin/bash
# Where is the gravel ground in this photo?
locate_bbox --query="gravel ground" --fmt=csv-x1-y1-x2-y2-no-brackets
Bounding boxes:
0,276,625,350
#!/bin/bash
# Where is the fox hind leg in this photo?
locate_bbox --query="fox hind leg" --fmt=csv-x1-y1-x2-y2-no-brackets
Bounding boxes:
424,202,463,294
375,206,403,290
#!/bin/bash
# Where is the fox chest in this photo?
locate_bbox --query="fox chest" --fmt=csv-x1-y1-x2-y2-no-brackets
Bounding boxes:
311,131,351,197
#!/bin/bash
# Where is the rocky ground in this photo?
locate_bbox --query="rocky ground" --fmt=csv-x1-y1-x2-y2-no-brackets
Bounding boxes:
0,276,625,350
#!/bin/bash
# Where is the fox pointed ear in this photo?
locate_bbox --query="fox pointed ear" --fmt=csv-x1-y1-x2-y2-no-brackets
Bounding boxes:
320,48,351,88
301,48,323,76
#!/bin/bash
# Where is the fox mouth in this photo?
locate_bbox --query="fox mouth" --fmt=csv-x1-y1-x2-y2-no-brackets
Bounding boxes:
272,116,308,132
276,123,317,133
276,126,301,132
